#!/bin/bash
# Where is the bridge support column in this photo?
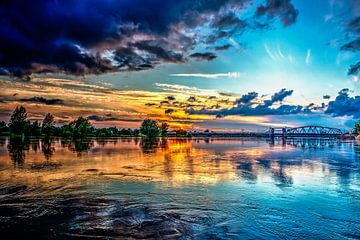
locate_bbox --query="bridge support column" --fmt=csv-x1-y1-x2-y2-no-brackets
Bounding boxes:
282,128,286,138
269,127,274,139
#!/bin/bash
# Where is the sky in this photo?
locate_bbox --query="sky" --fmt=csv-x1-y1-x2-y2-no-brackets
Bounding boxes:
1,0,360,131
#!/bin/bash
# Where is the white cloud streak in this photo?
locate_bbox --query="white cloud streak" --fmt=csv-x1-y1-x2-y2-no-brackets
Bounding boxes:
169,72,241,79
305,49,311,65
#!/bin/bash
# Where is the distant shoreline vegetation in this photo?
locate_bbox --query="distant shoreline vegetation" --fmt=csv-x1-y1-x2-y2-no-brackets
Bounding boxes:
3,106,356,140
0,106,192,139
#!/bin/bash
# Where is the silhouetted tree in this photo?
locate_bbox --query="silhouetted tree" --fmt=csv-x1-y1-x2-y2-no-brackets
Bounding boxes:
72,117,94,138
8,106,28,136
0,121,8,135
95,128,111,137
119,128,132,135
176,129,190,137
30,121,42,136
42,113,55,136
355,120,360,134
140,119,160,138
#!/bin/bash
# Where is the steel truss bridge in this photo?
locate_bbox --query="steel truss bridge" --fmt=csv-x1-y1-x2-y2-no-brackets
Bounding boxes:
269,126,343,138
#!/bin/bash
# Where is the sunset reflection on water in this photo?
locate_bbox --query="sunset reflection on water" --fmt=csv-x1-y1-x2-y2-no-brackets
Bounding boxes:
0,137,359,238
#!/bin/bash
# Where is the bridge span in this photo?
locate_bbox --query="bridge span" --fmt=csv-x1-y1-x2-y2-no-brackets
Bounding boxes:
269,126,343,138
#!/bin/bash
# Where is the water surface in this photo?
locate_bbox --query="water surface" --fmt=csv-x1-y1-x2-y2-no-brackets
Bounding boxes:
0,137,359,239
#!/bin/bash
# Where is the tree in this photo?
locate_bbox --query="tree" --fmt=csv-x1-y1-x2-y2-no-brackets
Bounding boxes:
160,122,169,137
0,121,9,135
8,106,28,136
42,113,55,135
140,119,160,138
30,121,42,136
72,117,94,138
355,120,360,134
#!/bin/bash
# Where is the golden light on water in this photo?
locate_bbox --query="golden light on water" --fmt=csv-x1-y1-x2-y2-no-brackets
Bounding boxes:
0,138,341,190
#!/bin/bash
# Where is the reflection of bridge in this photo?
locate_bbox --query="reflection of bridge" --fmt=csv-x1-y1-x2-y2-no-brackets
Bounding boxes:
269,126,343,138
268,137,342,148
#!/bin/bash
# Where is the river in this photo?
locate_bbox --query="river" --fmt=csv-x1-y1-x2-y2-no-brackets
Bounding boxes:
0,137,359,239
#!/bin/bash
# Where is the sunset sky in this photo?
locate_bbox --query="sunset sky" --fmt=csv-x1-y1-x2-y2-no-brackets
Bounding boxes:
1,0,360,131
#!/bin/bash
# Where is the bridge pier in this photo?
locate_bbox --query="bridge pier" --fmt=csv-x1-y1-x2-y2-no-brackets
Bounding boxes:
282,128,286,138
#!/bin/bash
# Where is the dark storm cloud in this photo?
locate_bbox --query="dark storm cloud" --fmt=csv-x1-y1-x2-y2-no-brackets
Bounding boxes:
0,0,298,78
235,92,258,105
189,52,217,61
19,97,63,105
165,109,175,114
341,39,360,51
325,88,360,118
255,0,298,27
166,96,176,101
187,96,197,102
145,103,157,107
341,16,360,75
207,12,248,43
263,88,293,106
187,88,304,116
87,114,140,122
214,44,232,51
348,62,360,75
211,12,247,29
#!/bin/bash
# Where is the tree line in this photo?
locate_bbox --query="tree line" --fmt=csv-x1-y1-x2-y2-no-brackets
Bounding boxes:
0,106,189,138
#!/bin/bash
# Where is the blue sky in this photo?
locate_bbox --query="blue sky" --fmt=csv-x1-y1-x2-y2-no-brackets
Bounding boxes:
0,0,360,131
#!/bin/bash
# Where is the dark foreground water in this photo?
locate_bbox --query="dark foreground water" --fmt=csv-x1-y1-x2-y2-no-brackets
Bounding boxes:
0,137,359,239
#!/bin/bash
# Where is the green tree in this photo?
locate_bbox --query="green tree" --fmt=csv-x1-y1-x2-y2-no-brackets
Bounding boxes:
140,119,160,138
355,120,360,134
72,117,94,138
30,121,42,136
160,122,169,137
42,113,55,136
95,128,111,137
8,106,28,136
176,129,190,137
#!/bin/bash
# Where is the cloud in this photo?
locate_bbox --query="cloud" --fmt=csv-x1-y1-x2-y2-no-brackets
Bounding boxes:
187,96,197,102
145,103,157,107
214,44,232,51
340,16,360,75
19,96,63,105
255,0,299,27
305,49,311,65
189,52,217,61
263,88,293,106
87,114,141,122
187,88,305,116
235,92,258,105
348,62,360,75
166,96,176,101
170,72,241,79
0,0,299,79
165,109,175,114
325,88,360,118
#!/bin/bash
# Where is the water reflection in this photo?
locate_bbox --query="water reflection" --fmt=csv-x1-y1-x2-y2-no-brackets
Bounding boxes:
0,138,359,238
269,137,342,148
41,138,54,161
1,137,359,188
7,137,30,167
60,138,94,154
140,138,168,153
